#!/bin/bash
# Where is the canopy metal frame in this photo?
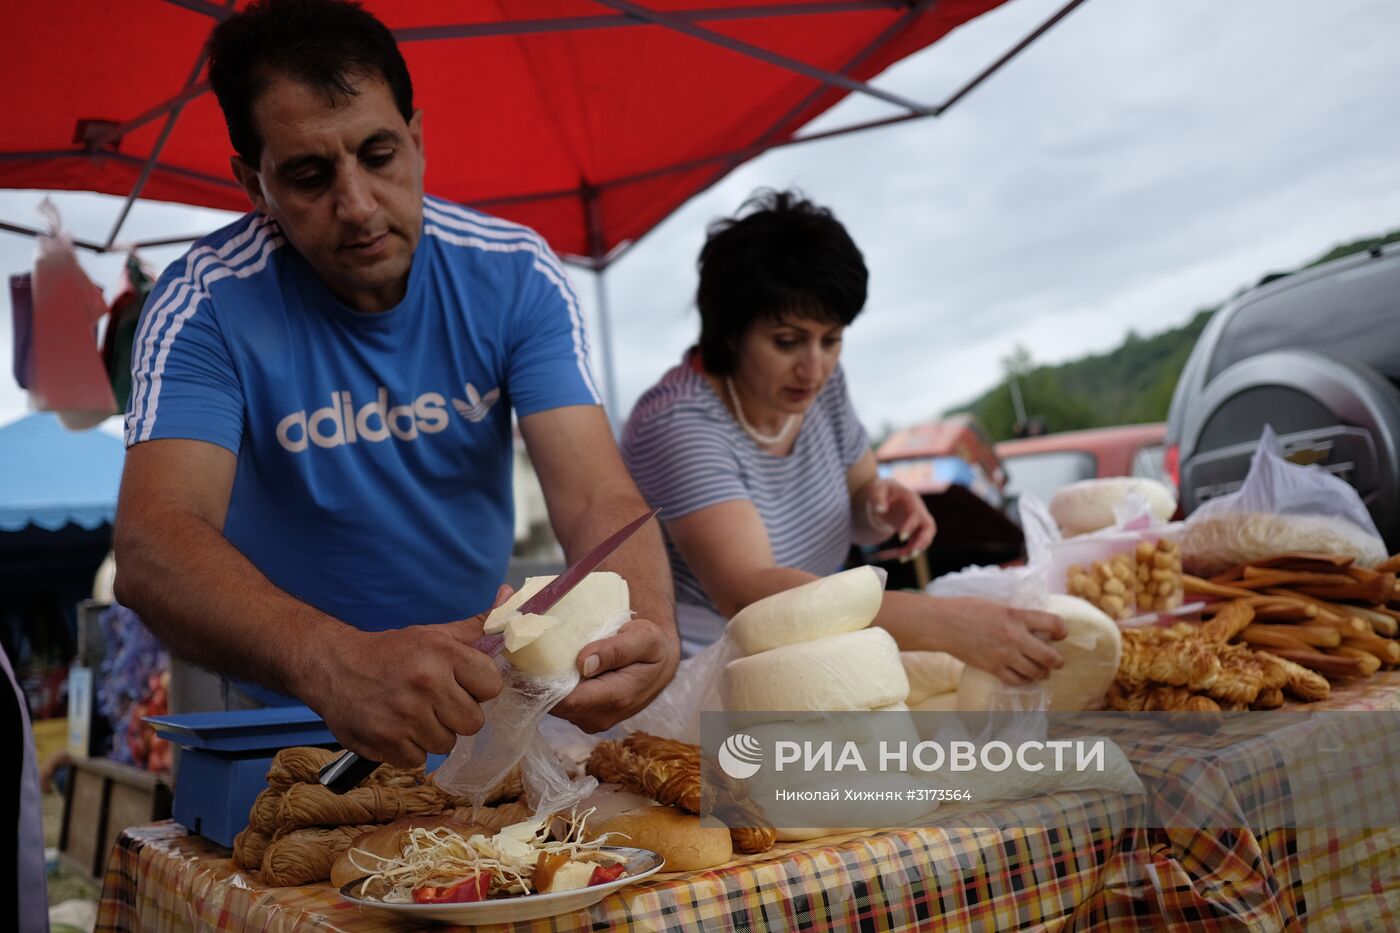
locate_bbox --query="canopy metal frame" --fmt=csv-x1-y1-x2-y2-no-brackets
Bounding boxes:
1,0,1087,416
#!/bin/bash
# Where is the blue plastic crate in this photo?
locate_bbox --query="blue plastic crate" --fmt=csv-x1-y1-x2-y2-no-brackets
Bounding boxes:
146,707,447,848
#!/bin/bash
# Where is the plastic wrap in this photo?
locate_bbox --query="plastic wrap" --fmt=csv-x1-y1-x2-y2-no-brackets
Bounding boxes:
1180,426,1387,575
434,607,630,817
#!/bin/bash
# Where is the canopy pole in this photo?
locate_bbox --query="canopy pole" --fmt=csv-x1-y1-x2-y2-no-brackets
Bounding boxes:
583,186,621,428
103,42,216,251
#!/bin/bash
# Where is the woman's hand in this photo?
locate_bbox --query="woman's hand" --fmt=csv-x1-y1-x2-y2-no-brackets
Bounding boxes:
858,478,936,559
931,596,1067,686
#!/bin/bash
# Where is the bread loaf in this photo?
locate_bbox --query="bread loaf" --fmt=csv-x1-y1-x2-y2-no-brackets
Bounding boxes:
587,806,732,871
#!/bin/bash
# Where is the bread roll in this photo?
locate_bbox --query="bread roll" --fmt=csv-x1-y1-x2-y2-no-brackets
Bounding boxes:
329,814,489,889
587,806,732,872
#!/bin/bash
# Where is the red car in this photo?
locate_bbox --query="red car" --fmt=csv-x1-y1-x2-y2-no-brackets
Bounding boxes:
995,423,1170,505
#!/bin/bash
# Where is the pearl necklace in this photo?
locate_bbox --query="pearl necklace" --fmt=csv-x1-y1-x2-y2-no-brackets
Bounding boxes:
725,377,796,446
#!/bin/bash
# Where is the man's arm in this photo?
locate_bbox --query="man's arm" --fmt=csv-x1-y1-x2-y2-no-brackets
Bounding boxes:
113,438,501,766
518,406,679,732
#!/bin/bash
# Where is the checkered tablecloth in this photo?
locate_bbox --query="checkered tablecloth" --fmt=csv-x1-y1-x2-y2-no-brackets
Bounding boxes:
1122,671,1400,932
96,791,1147,932
94,675,1400,933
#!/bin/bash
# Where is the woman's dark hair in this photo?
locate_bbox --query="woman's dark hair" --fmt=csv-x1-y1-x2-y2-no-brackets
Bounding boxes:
206,0,414,165
696,189,868,374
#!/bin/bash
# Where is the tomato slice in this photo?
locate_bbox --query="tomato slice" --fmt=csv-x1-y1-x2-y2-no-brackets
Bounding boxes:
411,874,491,904
587,863,626,887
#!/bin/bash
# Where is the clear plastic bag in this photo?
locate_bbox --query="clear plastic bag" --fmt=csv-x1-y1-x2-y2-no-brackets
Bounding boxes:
433,608,630,816
1180,425,1387,575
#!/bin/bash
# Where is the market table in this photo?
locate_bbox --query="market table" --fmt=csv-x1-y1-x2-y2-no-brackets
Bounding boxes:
95,676,1400,933
1115,670,1400,931
94,789,1155,932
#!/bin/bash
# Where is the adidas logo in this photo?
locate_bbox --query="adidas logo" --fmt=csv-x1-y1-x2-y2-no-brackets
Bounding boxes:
452,382,501,423
275,383,499,453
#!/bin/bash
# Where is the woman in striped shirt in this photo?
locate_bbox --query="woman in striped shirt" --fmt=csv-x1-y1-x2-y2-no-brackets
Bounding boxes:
620,190,1065,685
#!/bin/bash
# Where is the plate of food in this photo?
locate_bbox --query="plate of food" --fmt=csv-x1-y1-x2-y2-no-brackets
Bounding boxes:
337,814,664,925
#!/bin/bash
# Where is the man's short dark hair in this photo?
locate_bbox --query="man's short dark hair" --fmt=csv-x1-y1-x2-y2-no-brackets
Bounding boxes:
696,189,868,374
206,0,414,165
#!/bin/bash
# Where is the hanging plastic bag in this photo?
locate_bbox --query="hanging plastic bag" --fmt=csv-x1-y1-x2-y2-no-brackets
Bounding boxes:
9,273,34,389
433,607,631,818
29,198,118,429
102,254,154,411
1178,425,1387,575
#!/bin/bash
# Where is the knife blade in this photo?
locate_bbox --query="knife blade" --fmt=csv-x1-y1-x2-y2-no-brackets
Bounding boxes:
318,506,660,793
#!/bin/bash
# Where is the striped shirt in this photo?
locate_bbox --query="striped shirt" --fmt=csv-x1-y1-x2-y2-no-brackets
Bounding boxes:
621,354,869,645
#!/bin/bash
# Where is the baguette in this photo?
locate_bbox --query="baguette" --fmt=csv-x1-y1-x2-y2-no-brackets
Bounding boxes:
1297,573,1396,605
1240,624,1339,649
1238,626,1312,652
1340,633,1400,665
1330,646,1382,677
1184,576,1257,600
1267,648,1366,680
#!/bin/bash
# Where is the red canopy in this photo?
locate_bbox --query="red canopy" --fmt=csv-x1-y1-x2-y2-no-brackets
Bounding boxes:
0,0,1059,266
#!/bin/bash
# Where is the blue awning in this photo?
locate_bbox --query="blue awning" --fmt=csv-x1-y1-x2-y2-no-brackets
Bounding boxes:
0,413,124,532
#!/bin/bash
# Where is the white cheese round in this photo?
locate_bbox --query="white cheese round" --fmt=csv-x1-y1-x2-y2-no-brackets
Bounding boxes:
1049,477,1176,536
488,572,632,676
726,567,884,656
900,651,965,705
956,594,1121,712
723,627,909,712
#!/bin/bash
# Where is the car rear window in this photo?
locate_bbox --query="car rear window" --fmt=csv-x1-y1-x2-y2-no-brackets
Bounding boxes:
1208,254,1400,383
1003,451,1097,503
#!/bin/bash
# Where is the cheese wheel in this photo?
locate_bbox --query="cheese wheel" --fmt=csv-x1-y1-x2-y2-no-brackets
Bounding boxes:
727,567,883,656
900,652,965,705
956,595,1122,712
910,693,958,712
1049,478,1176,536
485,572,631,676
723,627,909,712
587,806,732,871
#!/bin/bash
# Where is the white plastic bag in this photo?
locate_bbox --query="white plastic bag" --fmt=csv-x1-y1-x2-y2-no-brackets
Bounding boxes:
433,608,630,816
1179,425,1387,575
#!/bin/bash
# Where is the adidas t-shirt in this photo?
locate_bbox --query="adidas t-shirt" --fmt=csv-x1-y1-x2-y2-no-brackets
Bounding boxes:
126,197,601,702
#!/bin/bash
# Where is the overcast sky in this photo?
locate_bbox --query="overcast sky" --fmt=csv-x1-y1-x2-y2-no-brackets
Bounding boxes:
3,0,1399,439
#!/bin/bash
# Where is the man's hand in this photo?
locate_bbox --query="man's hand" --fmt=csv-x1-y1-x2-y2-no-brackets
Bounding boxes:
550,617,680,733
933,597,1067,686
302,590,510,768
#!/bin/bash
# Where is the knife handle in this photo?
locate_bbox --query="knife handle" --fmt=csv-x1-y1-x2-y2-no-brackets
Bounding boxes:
318,750,382,794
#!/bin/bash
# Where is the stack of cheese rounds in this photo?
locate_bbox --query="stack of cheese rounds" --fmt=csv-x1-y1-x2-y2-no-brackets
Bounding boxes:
722,568,941,840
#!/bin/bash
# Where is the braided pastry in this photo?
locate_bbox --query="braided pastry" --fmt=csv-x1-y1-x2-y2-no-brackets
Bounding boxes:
1118,632,1221,691
232,826,270,870
273,782,445,833
259,823,378,887
587,734,703,814
1257,651,1331,702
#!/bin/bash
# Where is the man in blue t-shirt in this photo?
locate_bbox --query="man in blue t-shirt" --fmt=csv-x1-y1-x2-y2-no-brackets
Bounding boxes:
113,0,677,768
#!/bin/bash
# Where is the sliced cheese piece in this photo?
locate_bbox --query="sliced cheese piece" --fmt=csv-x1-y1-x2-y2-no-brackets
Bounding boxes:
956,594,1122,712
484,571,631,635
488,572,632,676
502,613,558,653
723,627,908,712
900,651,965,705
727,567,884,656
543,860,596,893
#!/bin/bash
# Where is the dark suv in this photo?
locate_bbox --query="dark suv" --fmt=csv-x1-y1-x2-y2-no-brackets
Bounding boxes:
1164,242,1400,548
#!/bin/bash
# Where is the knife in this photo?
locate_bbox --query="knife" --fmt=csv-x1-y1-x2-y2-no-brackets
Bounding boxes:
318,506,661,793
